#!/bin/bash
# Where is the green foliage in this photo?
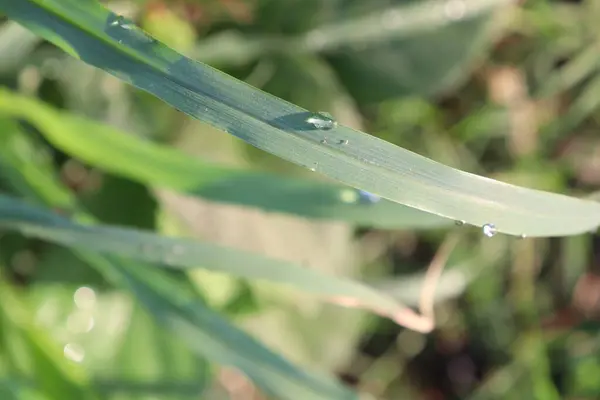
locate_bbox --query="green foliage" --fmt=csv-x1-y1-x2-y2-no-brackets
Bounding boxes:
1,0,600,399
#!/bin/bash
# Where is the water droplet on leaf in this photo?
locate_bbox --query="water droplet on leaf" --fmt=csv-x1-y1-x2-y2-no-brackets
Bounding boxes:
482,223,497,238
455,220,465,226
107,14,155,44
306,112,337,131
109,15,127,27
339,139,349,145
358,190,380,204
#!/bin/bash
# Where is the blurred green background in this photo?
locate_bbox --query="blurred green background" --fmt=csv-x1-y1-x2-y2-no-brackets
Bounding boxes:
2,0,600,399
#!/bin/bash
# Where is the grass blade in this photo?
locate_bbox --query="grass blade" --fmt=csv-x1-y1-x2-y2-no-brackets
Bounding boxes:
0,128,417,324
0,140,359,399
0,89,448,229
1,0,598,236
0,193,425,332
81,253,357,400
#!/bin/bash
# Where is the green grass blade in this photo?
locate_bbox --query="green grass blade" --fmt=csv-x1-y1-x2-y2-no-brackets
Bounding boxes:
0,193,415,330
0,128,415,322
81,253,357,400
2,0,599,237
0,142,359,399
0,89,448,229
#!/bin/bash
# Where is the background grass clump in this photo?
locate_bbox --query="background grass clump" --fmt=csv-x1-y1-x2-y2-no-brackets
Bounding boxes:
2,0,600,399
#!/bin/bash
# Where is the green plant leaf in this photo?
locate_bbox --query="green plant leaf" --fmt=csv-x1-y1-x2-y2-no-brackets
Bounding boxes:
0,88,448,230
0,136,359,399
84,253,357,400
0,127,421,326
0,193,423,330
2,0,600,238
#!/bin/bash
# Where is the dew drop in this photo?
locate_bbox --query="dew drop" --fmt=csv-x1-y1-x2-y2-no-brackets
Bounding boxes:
109,15,127,27
320,139,328,144
455,220,465,226
339,139,349,145
358,190,380,204
306,112,337,131
107,14,155,44
482,223,497,238
519,234,527,239
64,343,85,363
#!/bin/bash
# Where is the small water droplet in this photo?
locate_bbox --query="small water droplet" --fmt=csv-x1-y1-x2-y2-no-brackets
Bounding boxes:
339,139,349,145
108,14,155,44
64,343,85,363
455,220,465,226
482,223,497,238
320,139,328,144
306,112,337,131
444,0,466,20
519,234,527,239
358,190,380,204
109,15,138,31
109,15,126,27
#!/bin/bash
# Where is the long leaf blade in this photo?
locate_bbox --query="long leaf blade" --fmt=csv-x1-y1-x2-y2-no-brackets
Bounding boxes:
0,89,448,229
0,133,359,399
0,193,420,330
82,252,357,400
1,0,598,236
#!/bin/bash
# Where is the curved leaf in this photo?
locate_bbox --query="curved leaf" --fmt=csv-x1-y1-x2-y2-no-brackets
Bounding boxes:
0,89,448,229
0,193,425,330
2,0,600,238
0,131,360,398
80,252,358,400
